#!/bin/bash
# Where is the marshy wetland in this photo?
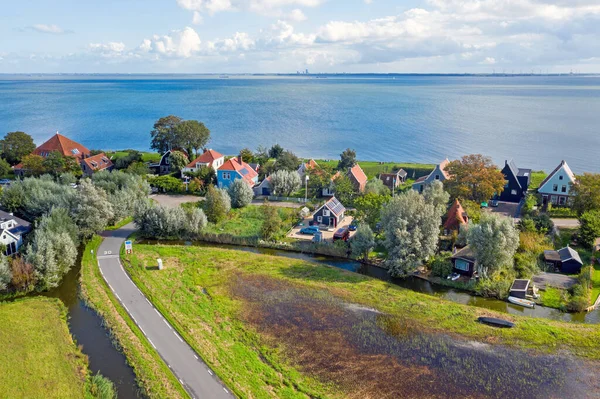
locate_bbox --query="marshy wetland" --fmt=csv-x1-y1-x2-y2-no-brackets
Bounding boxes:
126,244,600,398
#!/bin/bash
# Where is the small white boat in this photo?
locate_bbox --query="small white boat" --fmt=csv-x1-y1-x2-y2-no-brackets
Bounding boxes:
508,296,535,308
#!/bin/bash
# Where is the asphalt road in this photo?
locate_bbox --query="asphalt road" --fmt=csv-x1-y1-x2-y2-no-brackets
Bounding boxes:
97,224,233,399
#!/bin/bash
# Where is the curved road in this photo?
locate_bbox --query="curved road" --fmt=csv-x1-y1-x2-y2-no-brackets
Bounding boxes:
97,224,233,399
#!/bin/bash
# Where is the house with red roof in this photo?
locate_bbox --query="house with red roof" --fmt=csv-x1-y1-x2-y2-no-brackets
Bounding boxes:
182,149,224,173
217,156,259,189
443,199,469,234
297,159,319,179
412,159,450,193
322,164,367,197
13,132,112,176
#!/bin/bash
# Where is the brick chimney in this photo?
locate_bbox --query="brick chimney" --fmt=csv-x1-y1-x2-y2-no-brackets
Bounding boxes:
237,155,243,164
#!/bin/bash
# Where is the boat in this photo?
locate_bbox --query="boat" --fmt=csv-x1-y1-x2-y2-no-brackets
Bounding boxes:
477,317,515,328
508,296,535,308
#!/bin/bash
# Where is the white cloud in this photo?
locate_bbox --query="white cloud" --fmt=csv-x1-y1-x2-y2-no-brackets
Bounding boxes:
148,27,202,58
287,8,307,21
176,0,323,18
481,56,496,64
193,11,203,24
29,24,70,34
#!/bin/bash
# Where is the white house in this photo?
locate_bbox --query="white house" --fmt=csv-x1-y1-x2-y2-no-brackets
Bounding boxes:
297,159,319,180
537,160,576,206
0,210,31,255
412,159,450,193
182,149,224,173
253,176,272,197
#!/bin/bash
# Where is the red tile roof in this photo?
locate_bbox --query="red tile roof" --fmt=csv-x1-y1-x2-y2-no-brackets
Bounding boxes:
439,158,451,179
81,153,113,172
33,133,91,160
348,164,368,191
219,157,258,186
185,149,224,168
444,199,468,231
305,159,319,169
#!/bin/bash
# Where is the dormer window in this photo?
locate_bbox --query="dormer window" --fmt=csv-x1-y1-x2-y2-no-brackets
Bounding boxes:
559,175,563,180
71,148,80,155
435,175,440,180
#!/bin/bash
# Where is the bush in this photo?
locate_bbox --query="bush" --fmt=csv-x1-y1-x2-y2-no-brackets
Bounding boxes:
261,203,282,240
474,273,513,299
88,372,117,399
228,179,254,208
429,252,453,277
578,266,594,289
567,283,590,312
148,175,183,193
546,206,577,218
205,186,231,223
579,210,600,249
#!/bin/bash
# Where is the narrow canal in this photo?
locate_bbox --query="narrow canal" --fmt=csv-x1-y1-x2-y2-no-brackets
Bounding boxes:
42,253,141,399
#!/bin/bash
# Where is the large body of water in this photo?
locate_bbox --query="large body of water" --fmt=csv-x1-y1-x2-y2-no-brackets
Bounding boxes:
1,74,599,173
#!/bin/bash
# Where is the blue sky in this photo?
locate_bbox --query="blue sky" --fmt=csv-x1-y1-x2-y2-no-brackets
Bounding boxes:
2,0,600,73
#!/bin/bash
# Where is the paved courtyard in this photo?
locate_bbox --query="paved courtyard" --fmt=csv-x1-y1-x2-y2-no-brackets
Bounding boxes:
288,216,355,242
532,272,578,290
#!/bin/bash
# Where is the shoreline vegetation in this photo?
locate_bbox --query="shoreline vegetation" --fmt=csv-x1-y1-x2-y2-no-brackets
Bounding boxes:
80,237,188,399
122,243,600,398
0,296,113,398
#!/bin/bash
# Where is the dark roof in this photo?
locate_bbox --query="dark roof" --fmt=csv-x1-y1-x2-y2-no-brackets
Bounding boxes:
517,168,532,177
323,196,346,216
397,168,408,178
504,160,523,190
544,250,561,262
558,247,583,265
451,246,476,262
510,279,530,292
0,210,31,229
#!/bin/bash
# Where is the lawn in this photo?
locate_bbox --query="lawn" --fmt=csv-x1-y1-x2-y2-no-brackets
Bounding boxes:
315,159,434,179
123,244,600,398
529,171,548,190
0,297,88,398
540,287,565,309
105,150,161,164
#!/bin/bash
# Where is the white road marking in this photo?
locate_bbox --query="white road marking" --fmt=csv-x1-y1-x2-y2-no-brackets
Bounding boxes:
115,293,121,301
207,370,213,375
145,298,152,306
174,332,183,342
154,308,162,317
164,319,172,330
223,388,229,393
194,355,198,360
148,339,156,349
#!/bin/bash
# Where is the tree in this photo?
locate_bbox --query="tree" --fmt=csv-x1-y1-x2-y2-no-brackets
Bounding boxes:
354,193,389,230
254,145,270,165
175,120,210,157
126,162,150,176
238,148,254,164
269,144,284,159
444,154,505,203
228,179,254,208
168,150,189,175
20,154,45,176
134,201,187,239
466,213,520,278
0,158,10,177
26,226,77,290
205,186,231,223
351,225,375,261
422,180,450,216
337,148,357,170
38,208,80,246
429,252,453,277
270,170,302,196
571,173,600,215
1,131,35,165
332,174,355,205
183,207,207,235
261,202,282,240
579,210,600,249
149,175,183,193
59,172,77,185
364,179,390,196
150,115,183,153
0,255,12,291
1,176,75,220
273,150,301,172
381,190,445,276
10,257,35,291
114,151,142,170
70,179,114,239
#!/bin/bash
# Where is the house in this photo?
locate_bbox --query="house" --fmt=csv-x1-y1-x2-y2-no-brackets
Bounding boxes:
451,246,477,277
217,156,259,189
13,132,112,177
182,149,224,173
537,160,576,207
0,210,31,255
80,153,114,176
443,199,468,234
379,169,407,190
412,159,450,193
248,163,260,173
322,164,367,197
297,159,319,180
544,247,584,274
253,176,272,197
322,171,341,197
498,160,531,203
312,197,346,228
153,149,189,175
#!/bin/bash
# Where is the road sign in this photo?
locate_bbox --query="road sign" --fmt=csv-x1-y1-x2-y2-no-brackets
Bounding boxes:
125,240,133,254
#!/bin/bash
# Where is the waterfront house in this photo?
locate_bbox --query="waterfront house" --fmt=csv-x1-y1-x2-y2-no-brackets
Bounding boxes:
0,210,31,255
297,159,319,180
451,246,476,277
182,149,224,173
543,247,583,274
322,164,368,197
322,171,341,197
13,132,112,177
412,159,450,193
498,160,531,203
253,176,272,196
379,169,407,190
217,156,259,189
443,199,468,234
312,197,346,228
153,149,189,175
537,160,576,207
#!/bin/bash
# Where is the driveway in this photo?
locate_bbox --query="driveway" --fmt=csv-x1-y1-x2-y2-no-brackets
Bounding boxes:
97,225,232,399
288,216,355,242
486,201,520,218
532,272,578,290
552,219,580,229
151,194,202,208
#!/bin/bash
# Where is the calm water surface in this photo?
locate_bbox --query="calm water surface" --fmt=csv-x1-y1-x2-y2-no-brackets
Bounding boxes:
1,75,599,172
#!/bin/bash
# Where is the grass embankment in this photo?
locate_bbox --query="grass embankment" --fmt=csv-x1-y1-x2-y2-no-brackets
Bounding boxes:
105,217,133,231
315,159,434,179
124,244,600,398
80,237,188,399
0,297,88,398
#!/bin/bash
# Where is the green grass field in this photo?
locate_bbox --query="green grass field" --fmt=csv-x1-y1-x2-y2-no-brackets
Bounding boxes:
122,244,600,398
529,171,548,190
314,159,434,179
105,150,162,164
0,297,88,398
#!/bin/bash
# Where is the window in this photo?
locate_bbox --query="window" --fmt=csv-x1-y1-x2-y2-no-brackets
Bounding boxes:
317,216,323,223
511,189,517,195
435,174,440,180
323,210,330,217
559,175,563,180
553,184,558,192
561,185,567,193
455,260,470,272
559,196,566,205
551,195,558,204
222,172,231,179
71,148,80,155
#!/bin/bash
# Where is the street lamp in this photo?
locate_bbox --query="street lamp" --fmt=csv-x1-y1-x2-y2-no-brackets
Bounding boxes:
304,175,309,203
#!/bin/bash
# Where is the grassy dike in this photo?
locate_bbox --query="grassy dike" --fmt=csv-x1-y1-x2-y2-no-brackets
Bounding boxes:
0,297,89,398
80,236,189,399
122,244,600,398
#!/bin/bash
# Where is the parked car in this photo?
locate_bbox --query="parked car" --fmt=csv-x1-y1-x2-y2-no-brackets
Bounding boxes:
300,226,320,235
490,199,499,207
0,179,11,186
348,220,358,231
333,227,350,242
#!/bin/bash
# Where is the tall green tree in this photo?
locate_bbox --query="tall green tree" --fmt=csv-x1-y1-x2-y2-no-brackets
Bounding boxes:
0,158,10,177
337,148,357,170
579,210,600,249
268,144,284,159
261,202,282,240
351,225,375,261
444,154,505,203
228,179,254,208
205,186,231,223
332,174,355,205
1,131,36,165
150,115,183,153
238,148,254,164
364,178,390,196
168,150,190,174
20,154,45,176
354,192,389,229
273,150,301,172
175,120,210,158
571,173,600,215
70,179,114,239
422,180,450,216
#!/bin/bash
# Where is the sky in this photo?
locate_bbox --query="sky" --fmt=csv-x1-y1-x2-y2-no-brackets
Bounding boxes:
1,0,600,73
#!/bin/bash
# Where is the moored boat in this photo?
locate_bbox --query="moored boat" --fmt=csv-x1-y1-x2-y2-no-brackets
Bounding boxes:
477,317,515,328
508,296,535,308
